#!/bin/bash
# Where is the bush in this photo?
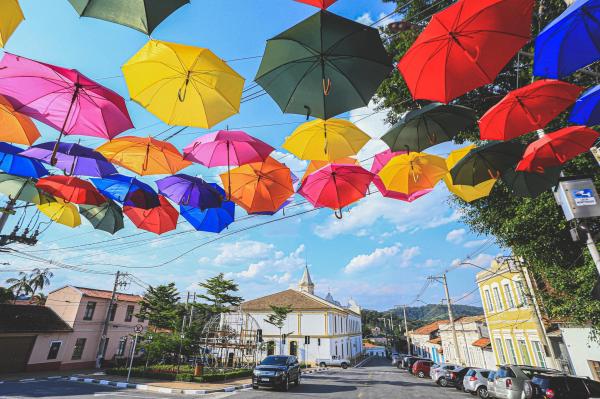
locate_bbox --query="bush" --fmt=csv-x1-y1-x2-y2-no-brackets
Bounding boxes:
175,373,194,382
105,366,253,383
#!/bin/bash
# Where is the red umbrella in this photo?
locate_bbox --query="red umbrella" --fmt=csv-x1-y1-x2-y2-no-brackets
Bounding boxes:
295,0,337,8
36,175,105,205
479,80,583,140
124,195,178,235
516,126,599,172
399,0,534,103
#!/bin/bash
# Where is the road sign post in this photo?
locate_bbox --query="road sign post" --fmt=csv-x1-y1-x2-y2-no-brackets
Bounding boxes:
127,324,143,383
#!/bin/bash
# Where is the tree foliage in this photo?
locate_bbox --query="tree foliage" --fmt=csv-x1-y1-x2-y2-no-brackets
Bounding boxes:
264,304,293,331
196,273,243,315
138,283,182,331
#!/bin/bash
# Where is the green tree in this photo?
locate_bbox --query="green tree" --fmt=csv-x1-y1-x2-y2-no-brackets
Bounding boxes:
6,272,32,300
0,287,14,303
264,304,293,355
138,283,181,331
28,268,53,297
196,273,243,316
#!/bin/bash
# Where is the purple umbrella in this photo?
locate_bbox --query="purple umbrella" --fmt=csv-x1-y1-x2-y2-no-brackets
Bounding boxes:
21,142,117,177
156,174,223,210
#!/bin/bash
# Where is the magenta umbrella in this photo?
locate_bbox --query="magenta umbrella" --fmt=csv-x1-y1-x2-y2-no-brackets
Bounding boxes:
370,149,432,202
0,53,133,164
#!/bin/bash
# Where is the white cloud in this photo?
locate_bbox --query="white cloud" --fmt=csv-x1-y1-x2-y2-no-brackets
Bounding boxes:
210,240,274,266
422,259,443,268
228,244,305,281
356,12,374,25
271,150,308,178
446,228,466,244
343,244,420,274
463,239,489,249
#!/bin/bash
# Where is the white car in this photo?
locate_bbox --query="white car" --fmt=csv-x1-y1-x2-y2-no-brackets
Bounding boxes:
315,357,350,369
430,363,461,386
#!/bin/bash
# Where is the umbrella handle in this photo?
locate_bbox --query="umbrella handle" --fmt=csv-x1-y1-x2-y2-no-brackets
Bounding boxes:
178,71,191,102
334,208,343,219
304,106,311,120
322,78,331,96
487,169,501,180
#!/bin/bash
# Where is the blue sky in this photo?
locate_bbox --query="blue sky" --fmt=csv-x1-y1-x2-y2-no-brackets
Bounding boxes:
0,0,505,310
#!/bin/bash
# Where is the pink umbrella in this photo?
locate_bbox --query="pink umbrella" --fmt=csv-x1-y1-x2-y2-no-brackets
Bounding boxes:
0,53,133,164
299,164,374,218
370,149,432,202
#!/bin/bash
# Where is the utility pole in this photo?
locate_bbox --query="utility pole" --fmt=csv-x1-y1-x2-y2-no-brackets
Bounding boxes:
96,271,126,368
402,305,411,356
0,197,16,234
429,274,463,365
176,292,190,375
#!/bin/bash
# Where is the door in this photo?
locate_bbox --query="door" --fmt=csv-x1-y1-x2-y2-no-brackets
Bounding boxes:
290,341,298,357
494,366,515,399
0,336,36,373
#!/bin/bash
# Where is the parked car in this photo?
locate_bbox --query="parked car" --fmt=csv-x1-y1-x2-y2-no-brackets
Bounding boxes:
412,360,435,378
525,373,600,399
447,366,473,390
406,357,428,374
432,363,461,387
398,355,418,369
487,370,497,398
315,356,350,369
252,355,301,391
463,368,492,398
391,353,404,366
493,365,563,399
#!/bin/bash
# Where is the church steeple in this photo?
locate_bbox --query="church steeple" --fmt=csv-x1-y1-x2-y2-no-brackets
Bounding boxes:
298,265,314,294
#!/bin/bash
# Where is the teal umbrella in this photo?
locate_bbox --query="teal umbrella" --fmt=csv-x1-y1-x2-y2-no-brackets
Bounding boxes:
381,103,477,152
79,199,124,235
501,166,562,198
450,142,525,186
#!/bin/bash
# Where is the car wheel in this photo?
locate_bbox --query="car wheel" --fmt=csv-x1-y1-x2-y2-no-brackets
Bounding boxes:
319,362,327,368
252,385,259,390
417,371,425,378
438,377,448,387
477,386,488,398
341,363,348,369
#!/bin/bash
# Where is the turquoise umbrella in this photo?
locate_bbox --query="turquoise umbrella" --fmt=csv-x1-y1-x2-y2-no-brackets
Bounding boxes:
79,199,124,234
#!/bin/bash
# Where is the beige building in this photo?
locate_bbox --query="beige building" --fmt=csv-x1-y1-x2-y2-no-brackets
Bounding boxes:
408,320,446,364
439,316,495,369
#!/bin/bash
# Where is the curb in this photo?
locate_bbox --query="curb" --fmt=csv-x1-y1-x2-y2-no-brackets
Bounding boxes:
0,376,70,384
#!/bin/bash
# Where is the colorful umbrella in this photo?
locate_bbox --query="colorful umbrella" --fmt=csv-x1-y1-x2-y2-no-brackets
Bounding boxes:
479,80,583,140
299,164,373,217
533,0,600,78
156,174,223,210
569,85,600,126
0,53,133,163
370,150,432,202
0,173,49,204
399,0,534,103
255,10,392,120
91,174,159,209
302,157,358,183
97,136,191,176
36,175,106,205
21,142,117,177
179,184,234,233
501,166,562,198
283,119,370,161
67,0,189,35
37,197,80,228
0,143,47,178
79,199,124,234
124,195,178,235
0,94,40,145
0,0,24,47
443,145,496,202
122,40,244,129
295,0,337,8
515,126,600,172
378,152,447,196
220,157,294,214
382,103,477,152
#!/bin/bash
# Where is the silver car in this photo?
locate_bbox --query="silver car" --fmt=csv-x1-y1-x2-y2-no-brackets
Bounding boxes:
430,363,461,386
492,365,562,399
463,368,492,398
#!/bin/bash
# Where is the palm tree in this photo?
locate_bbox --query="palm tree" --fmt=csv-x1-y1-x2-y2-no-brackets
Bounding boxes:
31,293,47,306
6,272,32,300
28,268,53,296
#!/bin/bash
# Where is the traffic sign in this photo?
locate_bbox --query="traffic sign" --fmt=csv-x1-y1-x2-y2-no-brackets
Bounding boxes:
134,324,144,334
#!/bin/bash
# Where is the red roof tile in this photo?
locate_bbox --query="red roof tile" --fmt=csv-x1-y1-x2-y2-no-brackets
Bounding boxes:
428,337,442,345
472,337,491,348
76,287,142,302
413,320,449,335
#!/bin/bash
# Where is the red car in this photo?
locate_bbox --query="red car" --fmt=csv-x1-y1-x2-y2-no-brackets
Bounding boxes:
412,360,434,378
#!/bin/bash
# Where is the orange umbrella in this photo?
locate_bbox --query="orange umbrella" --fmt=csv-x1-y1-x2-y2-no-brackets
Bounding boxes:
220,157,294,214
301,157,359,183
97,136,191,176
0,94,40,145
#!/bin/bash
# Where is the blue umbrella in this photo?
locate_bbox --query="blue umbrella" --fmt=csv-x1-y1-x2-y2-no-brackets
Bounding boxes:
569,84,600,125
0,143,47,178
180,184,234,233
534,0,600,78
91,174,159,210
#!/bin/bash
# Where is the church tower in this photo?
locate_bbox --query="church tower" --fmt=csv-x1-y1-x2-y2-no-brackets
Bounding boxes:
298,265,314,295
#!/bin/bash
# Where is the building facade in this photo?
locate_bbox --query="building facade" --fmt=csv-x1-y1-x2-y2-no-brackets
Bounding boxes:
559,325,600,380
438,316,495,369
408,320,446,364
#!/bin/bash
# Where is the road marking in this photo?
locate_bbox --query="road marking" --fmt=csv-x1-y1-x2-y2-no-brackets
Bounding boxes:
93,393,164,398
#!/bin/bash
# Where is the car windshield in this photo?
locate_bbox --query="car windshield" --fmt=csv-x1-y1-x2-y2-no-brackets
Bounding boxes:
261,356,288,366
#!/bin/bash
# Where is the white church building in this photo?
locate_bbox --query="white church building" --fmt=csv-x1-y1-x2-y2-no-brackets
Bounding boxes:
239,267,363,365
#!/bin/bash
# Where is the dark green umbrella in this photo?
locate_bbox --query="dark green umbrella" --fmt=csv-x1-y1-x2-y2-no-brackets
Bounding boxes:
67,0,189,35
79,199,124,235
501,166,562,198
381,103,477,152
255,10,392,120
450,141,525,186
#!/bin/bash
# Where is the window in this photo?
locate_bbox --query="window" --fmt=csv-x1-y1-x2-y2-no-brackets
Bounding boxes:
109,303,117,321
484,289,494,312
71,338,87,360
588,360,600,381
495,338,507,364
566,377,589,396
125,305,134,322
117,337,127,357
518,339,532,365
289,341,298,357
317,338,321,346
505,338,518,364
47,341,61,360
532,341,547,368
83,302,96,320
503,284,515,309
514,280,528,306
493,287,504,311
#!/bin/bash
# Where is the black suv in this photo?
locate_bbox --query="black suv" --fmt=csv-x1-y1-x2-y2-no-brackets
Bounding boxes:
252,355,301,391
526,373,600,399
445,366,472,390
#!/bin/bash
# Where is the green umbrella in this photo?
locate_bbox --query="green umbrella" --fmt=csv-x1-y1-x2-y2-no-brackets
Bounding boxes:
381,103,477,152
67,0,189,35
0,173,52,205
501,166,562,198
255,10,392,120
450,142,525,186
79,199,124,235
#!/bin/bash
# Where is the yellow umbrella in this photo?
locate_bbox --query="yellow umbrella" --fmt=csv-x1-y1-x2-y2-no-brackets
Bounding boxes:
37,197,81,228
283,119,370,161
443,145,497,202
378,152,447,195
0,0,24,48
122,40,245,129
301,157,359,182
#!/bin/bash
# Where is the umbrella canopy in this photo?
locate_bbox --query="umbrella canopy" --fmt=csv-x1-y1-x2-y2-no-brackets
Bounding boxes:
443,145,496,202
37,197,80,228
183,130,274,167
255,10,392,120
67,0,189,35
97,136,191,176
298,164,373,215
122,40,244,129
179,184,234,233
0,94,40,145
516,126,600,172
382,103,477,152
569,84,600,126
302,157,358,182
283,119,370,161
501,166,562,198
479,80,583,140
21,142,117,177
36,175,106,205
378,152,447,196
534,0,600,78
0,143,48,178
91,174,159,209
124,195,178,235
295,0,337,8
450,141,526,186
156,174,223,210
220,157,294,214
0,0,23,47
79,199,124,234
370,149,432,202
399,0,534,103
0,173,50,204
